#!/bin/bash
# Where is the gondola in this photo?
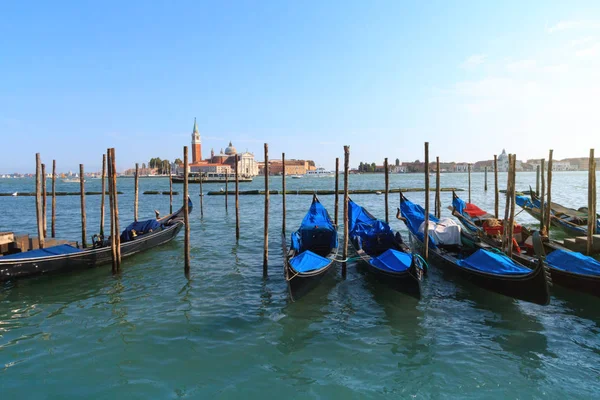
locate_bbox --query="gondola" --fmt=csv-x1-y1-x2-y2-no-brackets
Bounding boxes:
348,199,425,299
515,188,600,236
0,198,192,281
451,192,600,296
399,193,551,305
284,194,338,300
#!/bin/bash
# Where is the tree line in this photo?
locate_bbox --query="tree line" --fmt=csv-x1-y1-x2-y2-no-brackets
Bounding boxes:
147,157,183,175
357,158,400,173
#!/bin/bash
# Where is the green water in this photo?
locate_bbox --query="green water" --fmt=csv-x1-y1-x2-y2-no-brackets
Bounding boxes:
1,172,599,398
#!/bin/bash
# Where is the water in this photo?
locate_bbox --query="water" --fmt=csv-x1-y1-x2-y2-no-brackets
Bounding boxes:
1,172,599,398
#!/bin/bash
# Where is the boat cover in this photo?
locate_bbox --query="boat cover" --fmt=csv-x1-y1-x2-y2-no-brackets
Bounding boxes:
516,195,536,209
453,196,489,218
418,218,462,246
400,197,439,245
546,249,600,276
289,250,331,273
370,248,412,272
120,219,161,242
457,249,531,275
291,198,337,252
1,244,82,260
348,200,395,254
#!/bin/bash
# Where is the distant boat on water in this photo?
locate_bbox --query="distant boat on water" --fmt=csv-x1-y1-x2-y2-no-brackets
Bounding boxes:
291,175,303,179
62,178,84,183
306,167,334,177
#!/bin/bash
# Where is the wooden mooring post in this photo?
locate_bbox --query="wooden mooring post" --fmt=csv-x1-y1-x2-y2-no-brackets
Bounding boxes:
169,164,173,214
484,166,488,191
384,157,389,224
468,163,472,204
100,155,106,237
536,165,540,196
79,164,87,248
51,160,56,238
235,155,240,240
225,168,229,212
342,145,350,278
546,150,553,234
35,153,45,249
199,172,204,218
540,159,546,234
110,149,121,269
424,143,430,262
435,156,441,218
588,149,596,255
494,155,499,218
282,152,286,234
263,143,269,277
334,157,339,226
508,155,517,257
502,155,512,253
134,163,139,221
183,146,190,275
107,149,116,273
42,163,47,238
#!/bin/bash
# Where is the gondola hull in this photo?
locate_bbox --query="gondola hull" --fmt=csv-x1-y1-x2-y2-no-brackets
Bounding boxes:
408,231,551,305
284,252,336,301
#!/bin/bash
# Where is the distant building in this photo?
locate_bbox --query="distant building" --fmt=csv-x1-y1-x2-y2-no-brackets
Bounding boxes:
454,163,469,172
182,119,259,177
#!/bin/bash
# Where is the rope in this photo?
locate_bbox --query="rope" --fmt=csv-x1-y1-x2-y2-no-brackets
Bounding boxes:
414,254,428,270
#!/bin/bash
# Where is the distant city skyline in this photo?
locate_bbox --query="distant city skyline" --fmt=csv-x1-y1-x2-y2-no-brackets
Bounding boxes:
2,1,600,173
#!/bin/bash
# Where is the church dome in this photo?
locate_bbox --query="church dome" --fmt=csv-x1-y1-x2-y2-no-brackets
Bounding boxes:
225,141,237,155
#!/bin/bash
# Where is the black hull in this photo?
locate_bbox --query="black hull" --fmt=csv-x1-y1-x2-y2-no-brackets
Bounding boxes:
172,176,252,183
409,232,551,305
284,259,336,301
0,222,183,281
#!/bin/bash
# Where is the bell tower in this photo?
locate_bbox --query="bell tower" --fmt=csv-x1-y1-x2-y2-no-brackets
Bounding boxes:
191,118,201,163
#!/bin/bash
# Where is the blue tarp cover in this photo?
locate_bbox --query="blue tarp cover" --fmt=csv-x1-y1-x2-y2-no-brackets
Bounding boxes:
291,199,337,252
349,200,395,254
400,197,439,245
1,244,82,260
120,219,161,242
453,196,467,216
516,195,536,209
289,250,332,273
546,249,600,276
457,249,531,275
370,249,412,273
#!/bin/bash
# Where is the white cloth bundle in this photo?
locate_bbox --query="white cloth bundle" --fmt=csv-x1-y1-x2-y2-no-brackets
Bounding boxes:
418,218,462,246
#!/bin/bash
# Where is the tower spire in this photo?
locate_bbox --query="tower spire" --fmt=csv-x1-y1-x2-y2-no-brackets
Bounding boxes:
193,117,199,134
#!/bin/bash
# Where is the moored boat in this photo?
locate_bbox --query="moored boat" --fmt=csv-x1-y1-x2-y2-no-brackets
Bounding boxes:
284,194,338,300
0,198,192,281
399,193,551,305
451,192,600,297
348,199,425,299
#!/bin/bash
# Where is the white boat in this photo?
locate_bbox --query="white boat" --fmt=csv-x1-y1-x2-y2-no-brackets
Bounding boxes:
62,178,85,183
291,175,303,179
306,167,334,177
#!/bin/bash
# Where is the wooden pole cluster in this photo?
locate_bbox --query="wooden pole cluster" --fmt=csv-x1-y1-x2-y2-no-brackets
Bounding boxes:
107,148,121,272
100,155,106,237
199,172,204,218
468,163,472,203
134,163,139,221
35,153,45,249
79,164,87,248
235,155,240,240
41,163,47,238
546,150,553,234
384,157,389,224
342,145,350,278
282,152,286,234
484,166,488,191
540,159,546,234
588,149,596,255
536,165,540,196
508,155,517,257
502,154,517,256
334,157,339,226
169,164,173,214
263,143,269,277
183,146,190,275
502,154,512,252
435,156,441,218
51,160,56,238
494,155,499,218
424,143,430,262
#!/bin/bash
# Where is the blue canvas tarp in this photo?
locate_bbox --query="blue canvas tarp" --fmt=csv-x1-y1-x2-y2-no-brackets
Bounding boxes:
120,219,161,242
291,199,337,252
289,250,332,273
516,195,536,209
400,197,439,245
546,249,600,276
1,244,82,260
370,249,412,273
453,196,467,216
348,200,395,254
457,249,531,275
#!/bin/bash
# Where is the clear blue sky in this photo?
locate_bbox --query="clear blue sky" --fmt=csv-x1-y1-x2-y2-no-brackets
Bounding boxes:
1,1,600,173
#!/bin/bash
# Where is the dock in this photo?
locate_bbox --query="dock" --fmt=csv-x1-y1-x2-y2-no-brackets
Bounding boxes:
0,191,123,197
207,187,464,196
